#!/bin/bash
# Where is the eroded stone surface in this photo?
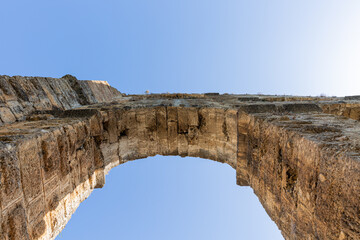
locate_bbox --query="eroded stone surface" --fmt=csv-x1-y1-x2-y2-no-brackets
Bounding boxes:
0,76,360,240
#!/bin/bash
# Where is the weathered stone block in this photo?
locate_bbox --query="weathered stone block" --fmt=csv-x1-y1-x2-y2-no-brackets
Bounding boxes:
17,139,43,203
2,203,30,240
26,196,45,224
40,132,61,181
155,107,168,155
0,146,22,210
167,107,178,156
0,107,16,124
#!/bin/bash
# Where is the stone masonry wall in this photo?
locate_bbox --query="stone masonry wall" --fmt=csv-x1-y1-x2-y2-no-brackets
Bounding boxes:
0,77,360,240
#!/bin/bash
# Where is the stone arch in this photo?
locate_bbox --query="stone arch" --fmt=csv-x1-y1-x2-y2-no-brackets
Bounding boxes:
98,106,242,179
1,76,360,240
1,104,251,240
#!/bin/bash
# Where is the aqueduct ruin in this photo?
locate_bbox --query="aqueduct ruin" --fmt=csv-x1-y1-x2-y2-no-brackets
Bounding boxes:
0,75,359,239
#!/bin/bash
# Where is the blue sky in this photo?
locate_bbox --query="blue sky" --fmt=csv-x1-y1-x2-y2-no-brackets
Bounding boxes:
1,1,359,239
58,157,282,240
1,1,360,96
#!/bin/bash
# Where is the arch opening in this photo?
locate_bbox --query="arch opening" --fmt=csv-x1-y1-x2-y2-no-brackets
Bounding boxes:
57,155,283,240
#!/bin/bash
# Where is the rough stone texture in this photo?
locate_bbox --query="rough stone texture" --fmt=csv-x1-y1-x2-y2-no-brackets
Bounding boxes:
0,77,360,240
0,75,122,125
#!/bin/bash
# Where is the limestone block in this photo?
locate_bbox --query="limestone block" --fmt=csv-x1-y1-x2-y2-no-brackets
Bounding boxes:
6,100,25,120
0,145,23,210
17,139,43,203
2,204,30,240
145,108,157,157
155,107,168,155
0,76,18,102
103,111,118,144
167,107,178,156
40,132,61,181
26,195,45,226
0,107,16,124
124,109,139,160
56,129,71,177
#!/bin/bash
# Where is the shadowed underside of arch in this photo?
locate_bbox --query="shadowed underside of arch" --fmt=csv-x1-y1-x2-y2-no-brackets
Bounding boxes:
1,76,360,240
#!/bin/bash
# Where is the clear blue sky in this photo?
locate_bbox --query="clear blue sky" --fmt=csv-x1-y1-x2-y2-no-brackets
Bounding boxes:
1,1,359,239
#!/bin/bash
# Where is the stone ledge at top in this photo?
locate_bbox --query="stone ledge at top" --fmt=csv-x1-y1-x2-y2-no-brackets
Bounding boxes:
0,75,123,125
